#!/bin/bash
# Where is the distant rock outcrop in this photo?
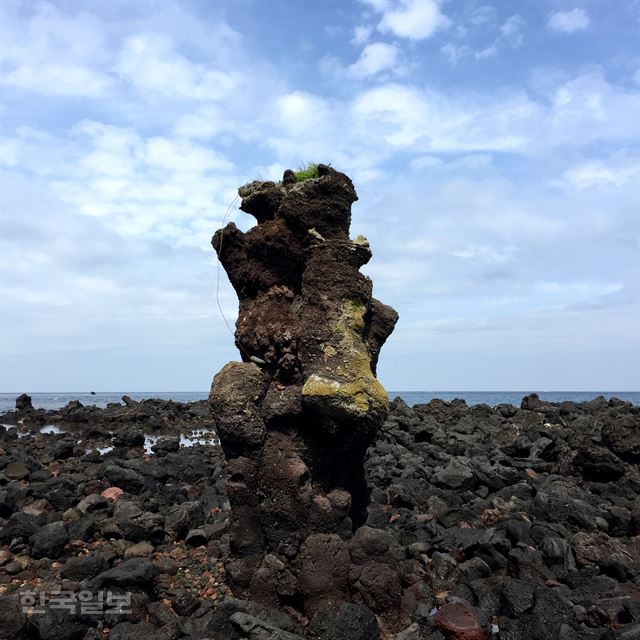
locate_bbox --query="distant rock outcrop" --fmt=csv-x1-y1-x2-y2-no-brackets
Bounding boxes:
15,393,33,413
209,165,398,616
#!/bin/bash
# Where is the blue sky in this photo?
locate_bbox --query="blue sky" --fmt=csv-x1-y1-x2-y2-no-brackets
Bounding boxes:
1,0,639,392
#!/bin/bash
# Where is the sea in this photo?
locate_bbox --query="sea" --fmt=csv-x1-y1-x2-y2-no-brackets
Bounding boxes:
0,391,638,413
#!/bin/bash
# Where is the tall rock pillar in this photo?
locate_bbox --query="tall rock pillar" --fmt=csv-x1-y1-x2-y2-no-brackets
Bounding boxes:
209,165,398,613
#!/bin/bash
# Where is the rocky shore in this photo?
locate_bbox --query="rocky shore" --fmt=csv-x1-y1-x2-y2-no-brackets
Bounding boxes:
2,165,638,640
1,392,638,640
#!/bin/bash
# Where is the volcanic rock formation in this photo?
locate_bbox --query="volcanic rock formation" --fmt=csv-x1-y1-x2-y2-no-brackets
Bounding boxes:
209,165,398,615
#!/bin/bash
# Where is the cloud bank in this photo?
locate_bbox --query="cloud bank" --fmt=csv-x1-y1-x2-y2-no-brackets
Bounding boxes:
1,0,638,392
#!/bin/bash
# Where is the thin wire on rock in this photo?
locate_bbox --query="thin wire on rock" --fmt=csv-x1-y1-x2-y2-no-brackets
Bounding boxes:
215,194,252,358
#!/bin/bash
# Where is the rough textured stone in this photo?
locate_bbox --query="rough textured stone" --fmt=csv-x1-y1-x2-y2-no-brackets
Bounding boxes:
209,167,397,614
15,393,33,413
102,486,124,501
0,595,27,640
501,578,535,617
30,521,69,559
433,601,486,640
90,557,157,590
229,612,305,640
61,554,107,581
4,461,29,480
307,602,380,640
297,533,350,612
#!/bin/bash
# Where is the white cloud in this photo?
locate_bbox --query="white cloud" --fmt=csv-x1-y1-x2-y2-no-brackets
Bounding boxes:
145,137,232,174
321,42,403,81
116,34,242,101
440,11,522,65
453,244,517,265
1,138,21,166
173,106,236,140
8,120,238,244
360,0,391,12
275,91,332,136
475,44,498,59
563,157,640,189
3,0,639,391
470,5,496,26
3,63,113,98
411,153,493,171
352,25,373,45
441,43,471,65
534,281,623,296
357,171,576,310
370,0,451,40
448,153,493,170
0,1,246,105
410,155,444,170
351,70,640,154
547,8,590,33
349,42,399,77
543,70,640,146
500,15,525,47
352,84,432,147
357,166,637,338
0,2,113,97
1,172,239,354
351,83,536,151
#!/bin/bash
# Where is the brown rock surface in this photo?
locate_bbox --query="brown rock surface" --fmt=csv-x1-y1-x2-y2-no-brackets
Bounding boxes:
209,166,398,615
433,601,487,640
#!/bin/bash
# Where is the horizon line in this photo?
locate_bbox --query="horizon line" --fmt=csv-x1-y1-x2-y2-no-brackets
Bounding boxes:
2,390,638,395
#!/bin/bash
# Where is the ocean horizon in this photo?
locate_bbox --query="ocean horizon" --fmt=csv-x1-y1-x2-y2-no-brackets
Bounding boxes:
1,390,638,413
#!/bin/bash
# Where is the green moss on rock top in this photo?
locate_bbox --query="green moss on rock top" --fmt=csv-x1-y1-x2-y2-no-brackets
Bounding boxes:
294,163,321,182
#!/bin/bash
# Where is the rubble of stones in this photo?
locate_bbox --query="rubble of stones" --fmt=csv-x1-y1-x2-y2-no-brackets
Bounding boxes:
0,392,638,639
4,393,215,435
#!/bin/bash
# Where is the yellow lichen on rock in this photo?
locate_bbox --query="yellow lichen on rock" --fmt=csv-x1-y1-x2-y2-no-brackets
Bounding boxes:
322,344,337,358
338,299,366,334
302,374,388,420
302,299,389,423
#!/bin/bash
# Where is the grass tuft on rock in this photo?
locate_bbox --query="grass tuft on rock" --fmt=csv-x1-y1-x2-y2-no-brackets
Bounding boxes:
294,162,321,182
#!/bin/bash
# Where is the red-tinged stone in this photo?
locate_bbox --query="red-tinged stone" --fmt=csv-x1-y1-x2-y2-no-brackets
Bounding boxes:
15,569,36,581
0,549,12,566
433,601,486,640
101,486,124,502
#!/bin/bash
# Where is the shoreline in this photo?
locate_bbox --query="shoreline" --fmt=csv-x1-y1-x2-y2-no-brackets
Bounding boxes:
1,389,638,415
0,393,638,637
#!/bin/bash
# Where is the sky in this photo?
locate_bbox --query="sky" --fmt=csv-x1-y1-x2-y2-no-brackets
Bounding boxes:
1,0,639,393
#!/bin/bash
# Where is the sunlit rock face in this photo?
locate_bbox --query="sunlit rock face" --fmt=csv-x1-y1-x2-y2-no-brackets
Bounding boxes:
209,164,397,613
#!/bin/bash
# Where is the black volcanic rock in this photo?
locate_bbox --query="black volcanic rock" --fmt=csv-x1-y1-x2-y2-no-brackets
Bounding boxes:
15,394,33,413
30,521,69,559
90,557,157,590
61,553,108,581
0,392,638,637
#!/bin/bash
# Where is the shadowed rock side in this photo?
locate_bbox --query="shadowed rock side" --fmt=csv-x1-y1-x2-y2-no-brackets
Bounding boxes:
209,165,399,620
